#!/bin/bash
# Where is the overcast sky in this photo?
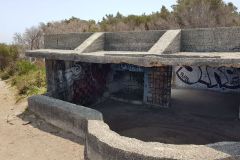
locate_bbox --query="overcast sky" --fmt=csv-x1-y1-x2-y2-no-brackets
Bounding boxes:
0,0,239,43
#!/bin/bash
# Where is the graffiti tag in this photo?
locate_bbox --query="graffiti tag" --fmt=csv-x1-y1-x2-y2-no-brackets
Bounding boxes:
176,66,240,89
113,64,144,72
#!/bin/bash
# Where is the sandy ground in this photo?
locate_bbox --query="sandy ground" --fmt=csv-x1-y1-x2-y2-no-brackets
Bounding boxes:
0,80,84,160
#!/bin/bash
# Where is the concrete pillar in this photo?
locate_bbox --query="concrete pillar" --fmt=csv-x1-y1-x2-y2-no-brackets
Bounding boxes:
239,105,240,120
45,59,55,94
144,66,172,108
45,59,74,102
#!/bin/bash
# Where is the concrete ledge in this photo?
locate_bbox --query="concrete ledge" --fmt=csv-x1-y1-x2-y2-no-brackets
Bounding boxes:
85,120,238,160
26,50,240,68
28,95,103,139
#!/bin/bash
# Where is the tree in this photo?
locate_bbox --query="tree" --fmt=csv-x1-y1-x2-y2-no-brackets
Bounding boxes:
172,0,240,28
13,25,43,50
41,17,99,34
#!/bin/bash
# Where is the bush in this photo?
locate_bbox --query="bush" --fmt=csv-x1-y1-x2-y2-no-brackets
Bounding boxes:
12,68,46,97
0,44,46,100
16,60,38,75
0,58,46,99
0,44,19,69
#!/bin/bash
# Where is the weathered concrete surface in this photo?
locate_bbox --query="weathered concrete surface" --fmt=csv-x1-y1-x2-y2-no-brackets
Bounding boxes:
85,120,238,160
104,30,165,51
27,27,240,67
44,33,93,50
28,95,103,139
74,32,104,53
149,29,181,54
181,27,240,52
26,50,240,67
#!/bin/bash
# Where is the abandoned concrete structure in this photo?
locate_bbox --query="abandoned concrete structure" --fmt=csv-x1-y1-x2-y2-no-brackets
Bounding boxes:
27,27,240,159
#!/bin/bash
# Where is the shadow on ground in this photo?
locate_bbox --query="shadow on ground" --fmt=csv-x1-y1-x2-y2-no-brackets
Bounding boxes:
17,108,85,145
92,89,240,145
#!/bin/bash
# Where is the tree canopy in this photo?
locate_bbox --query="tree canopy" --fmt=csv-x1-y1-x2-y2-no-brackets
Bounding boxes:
13,0,240,49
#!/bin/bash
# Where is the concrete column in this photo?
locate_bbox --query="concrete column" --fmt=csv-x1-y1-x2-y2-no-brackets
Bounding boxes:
45,59,74,102
144,66,172,108
45,59,55,94
239,105,240,120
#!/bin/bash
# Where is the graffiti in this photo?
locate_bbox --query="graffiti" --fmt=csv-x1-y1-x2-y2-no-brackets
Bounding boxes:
64,63,84,87
72,64,110,105
56,63,84,92
176,66,240,89
113,64,144,72
54,61,110,105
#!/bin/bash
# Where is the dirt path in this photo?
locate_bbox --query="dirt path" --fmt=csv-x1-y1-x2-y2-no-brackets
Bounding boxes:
0,80,84,160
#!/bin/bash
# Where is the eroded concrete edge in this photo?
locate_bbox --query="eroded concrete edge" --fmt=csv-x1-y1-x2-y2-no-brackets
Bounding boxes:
28,95,239,160
28,95,103,140
86,120,238,160
149,29,181,54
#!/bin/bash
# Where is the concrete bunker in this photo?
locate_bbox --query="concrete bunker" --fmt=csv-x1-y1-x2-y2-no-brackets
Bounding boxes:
27,27,240,159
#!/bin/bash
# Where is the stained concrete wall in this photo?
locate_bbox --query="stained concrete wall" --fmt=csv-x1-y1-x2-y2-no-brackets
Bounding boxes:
104,31,165,51
181,27,240,52
28,95,103,140
44,33,93,50
44,31,166,52
173,66,240,92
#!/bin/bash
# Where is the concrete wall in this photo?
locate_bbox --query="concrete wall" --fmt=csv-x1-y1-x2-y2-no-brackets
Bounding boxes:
181,27,240,52
27,95,239,160
173,66,240,92
28,95,103,140
44,33,93,50
44,30,166,52
43,27,240,52
104,30,165,51
85,120,236,160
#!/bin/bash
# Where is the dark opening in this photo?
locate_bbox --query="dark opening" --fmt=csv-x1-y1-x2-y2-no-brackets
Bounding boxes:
110,71,144,102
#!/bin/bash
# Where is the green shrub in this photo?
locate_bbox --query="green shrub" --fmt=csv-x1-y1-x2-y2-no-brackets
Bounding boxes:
0,44,19,69
10,60,46,96
16,60,37,75
0,44,46,99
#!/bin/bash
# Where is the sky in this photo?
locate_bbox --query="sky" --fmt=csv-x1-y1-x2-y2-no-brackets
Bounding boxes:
0,0,240,44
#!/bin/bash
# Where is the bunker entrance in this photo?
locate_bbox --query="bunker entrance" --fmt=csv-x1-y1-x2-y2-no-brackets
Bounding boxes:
109,71,144,102
46,59,240,145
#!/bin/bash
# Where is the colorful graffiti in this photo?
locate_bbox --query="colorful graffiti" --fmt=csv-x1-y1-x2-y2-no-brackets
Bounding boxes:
176,66,240,89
